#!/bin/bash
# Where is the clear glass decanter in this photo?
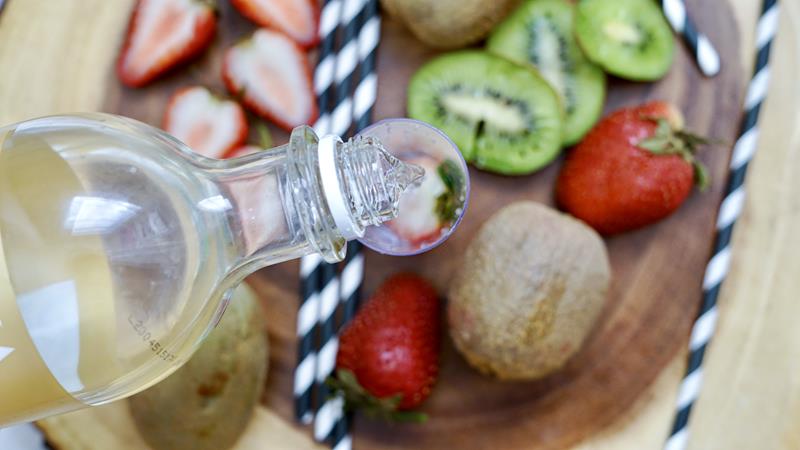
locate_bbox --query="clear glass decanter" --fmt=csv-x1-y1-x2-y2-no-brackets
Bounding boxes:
0,113,423,426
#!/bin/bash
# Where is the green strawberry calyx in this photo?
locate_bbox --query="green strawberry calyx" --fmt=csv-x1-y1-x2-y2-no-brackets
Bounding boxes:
255,122,273,149
326,369,428,423
196,0,219,13
434,159,464,224
637,117,712,191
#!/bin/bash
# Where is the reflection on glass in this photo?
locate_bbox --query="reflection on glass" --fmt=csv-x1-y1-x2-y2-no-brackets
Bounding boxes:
64,196,141,236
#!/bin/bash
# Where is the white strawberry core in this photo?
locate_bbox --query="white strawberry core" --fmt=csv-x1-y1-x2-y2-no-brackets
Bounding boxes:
123,0,204,79
227,29,314,128
387,155,446,241
165,87,244,158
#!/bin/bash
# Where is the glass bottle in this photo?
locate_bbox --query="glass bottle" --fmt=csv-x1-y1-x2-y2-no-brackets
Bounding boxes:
0,113,424,426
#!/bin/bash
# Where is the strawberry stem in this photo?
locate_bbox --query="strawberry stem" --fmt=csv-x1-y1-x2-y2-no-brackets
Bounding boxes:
255,123,273,149
637,118,713,190
693,161,710,191
327,369,428,423
194,0,218,14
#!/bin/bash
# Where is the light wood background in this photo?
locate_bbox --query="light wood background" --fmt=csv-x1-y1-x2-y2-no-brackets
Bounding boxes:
1,1,798,449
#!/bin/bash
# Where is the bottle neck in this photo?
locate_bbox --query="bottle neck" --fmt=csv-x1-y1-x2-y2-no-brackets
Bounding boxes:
206,126,423,286
320,134,425,240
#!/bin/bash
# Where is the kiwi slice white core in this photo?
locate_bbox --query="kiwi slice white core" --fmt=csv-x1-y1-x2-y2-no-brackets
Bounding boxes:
487,0,606,146
575,0,674,81
602,20,643,45
531,18,568,95
407,51,563,175
441,92,529,134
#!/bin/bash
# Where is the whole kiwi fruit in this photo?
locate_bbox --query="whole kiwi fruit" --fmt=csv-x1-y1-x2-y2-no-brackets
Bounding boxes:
381,0,520,50
448,202,610,380
129,284,268,450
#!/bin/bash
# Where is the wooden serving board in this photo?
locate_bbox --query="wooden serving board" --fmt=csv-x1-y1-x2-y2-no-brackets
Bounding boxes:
99,1,743,449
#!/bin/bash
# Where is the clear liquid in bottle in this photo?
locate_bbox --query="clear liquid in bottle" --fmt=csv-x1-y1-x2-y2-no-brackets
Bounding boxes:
0,113,429,425
0,117,234,423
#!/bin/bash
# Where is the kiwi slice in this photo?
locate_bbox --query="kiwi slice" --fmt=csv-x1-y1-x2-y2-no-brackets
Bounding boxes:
574,0,674,81
488,0,605,146
408,51,562,175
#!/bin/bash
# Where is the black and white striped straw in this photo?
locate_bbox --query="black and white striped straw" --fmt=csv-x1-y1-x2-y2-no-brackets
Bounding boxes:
312,0,344,135
660,0,721,77
326,244,366,448
327,3,381,446
664,1,779,449
352,0,381,133
311,0,365,443
313,261,342,442
310,0,367,435
313,0,381,448
328,0,368,137
295,0,343,425
337,0,380,359
295,254,322,424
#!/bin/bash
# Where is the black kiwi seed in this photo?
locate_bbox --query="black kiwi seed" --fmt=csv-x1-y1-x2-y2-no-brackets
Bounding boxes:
488,0,606,146
574,0,674,80
408,51,562,175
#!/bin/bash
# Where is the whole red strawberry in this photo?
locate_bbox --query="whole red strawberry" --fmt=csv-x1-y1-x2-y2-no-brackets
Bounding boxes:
333,273,440,420
556,101,710,235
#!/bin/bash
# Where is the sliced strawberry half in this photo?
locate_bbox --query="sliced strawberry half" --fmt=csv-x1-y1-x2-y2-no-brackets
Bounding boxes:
222,29,318,132
231,0,320,48
163,86,248,159
387,156,464,246
117,0,217,88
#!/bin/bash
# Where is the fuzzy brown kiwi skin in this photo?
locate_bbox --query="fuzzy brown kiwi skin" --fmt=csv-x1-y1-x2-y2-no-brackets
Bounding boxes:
380,0,402,18
447,202,610,380
381,0,521,50
128,285,269,450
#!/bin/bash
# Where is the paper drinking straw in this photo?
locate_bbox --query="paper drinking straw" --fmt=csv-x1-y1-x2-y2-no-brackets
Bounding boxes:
295,254,322,424
312,0,368,432
312,0,344,135
309,0,368,445
313,261,342,442
326,1,381,448
328,0,368,138
352,0,381,134
663,1,779,449
295,0,344,425
312,0,376,446
661,0,721,77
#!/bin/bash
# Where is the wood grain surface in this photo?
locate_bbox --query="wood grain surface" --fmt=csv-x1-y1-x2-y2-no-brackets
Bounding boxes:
350,10,743,450
98,0,744,448
0,0,797,449
37,401,327,450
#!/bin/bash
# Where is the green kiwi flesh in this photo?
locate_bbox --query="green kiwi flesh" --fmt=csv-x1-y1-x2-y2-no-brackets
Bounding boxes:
408,51,563,175
574,0,674,81
488,0,606,146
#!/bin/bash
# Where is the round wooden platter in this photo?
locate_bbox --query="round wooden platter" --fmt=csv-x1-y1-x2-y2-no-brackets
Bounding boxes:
95,1,744,449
